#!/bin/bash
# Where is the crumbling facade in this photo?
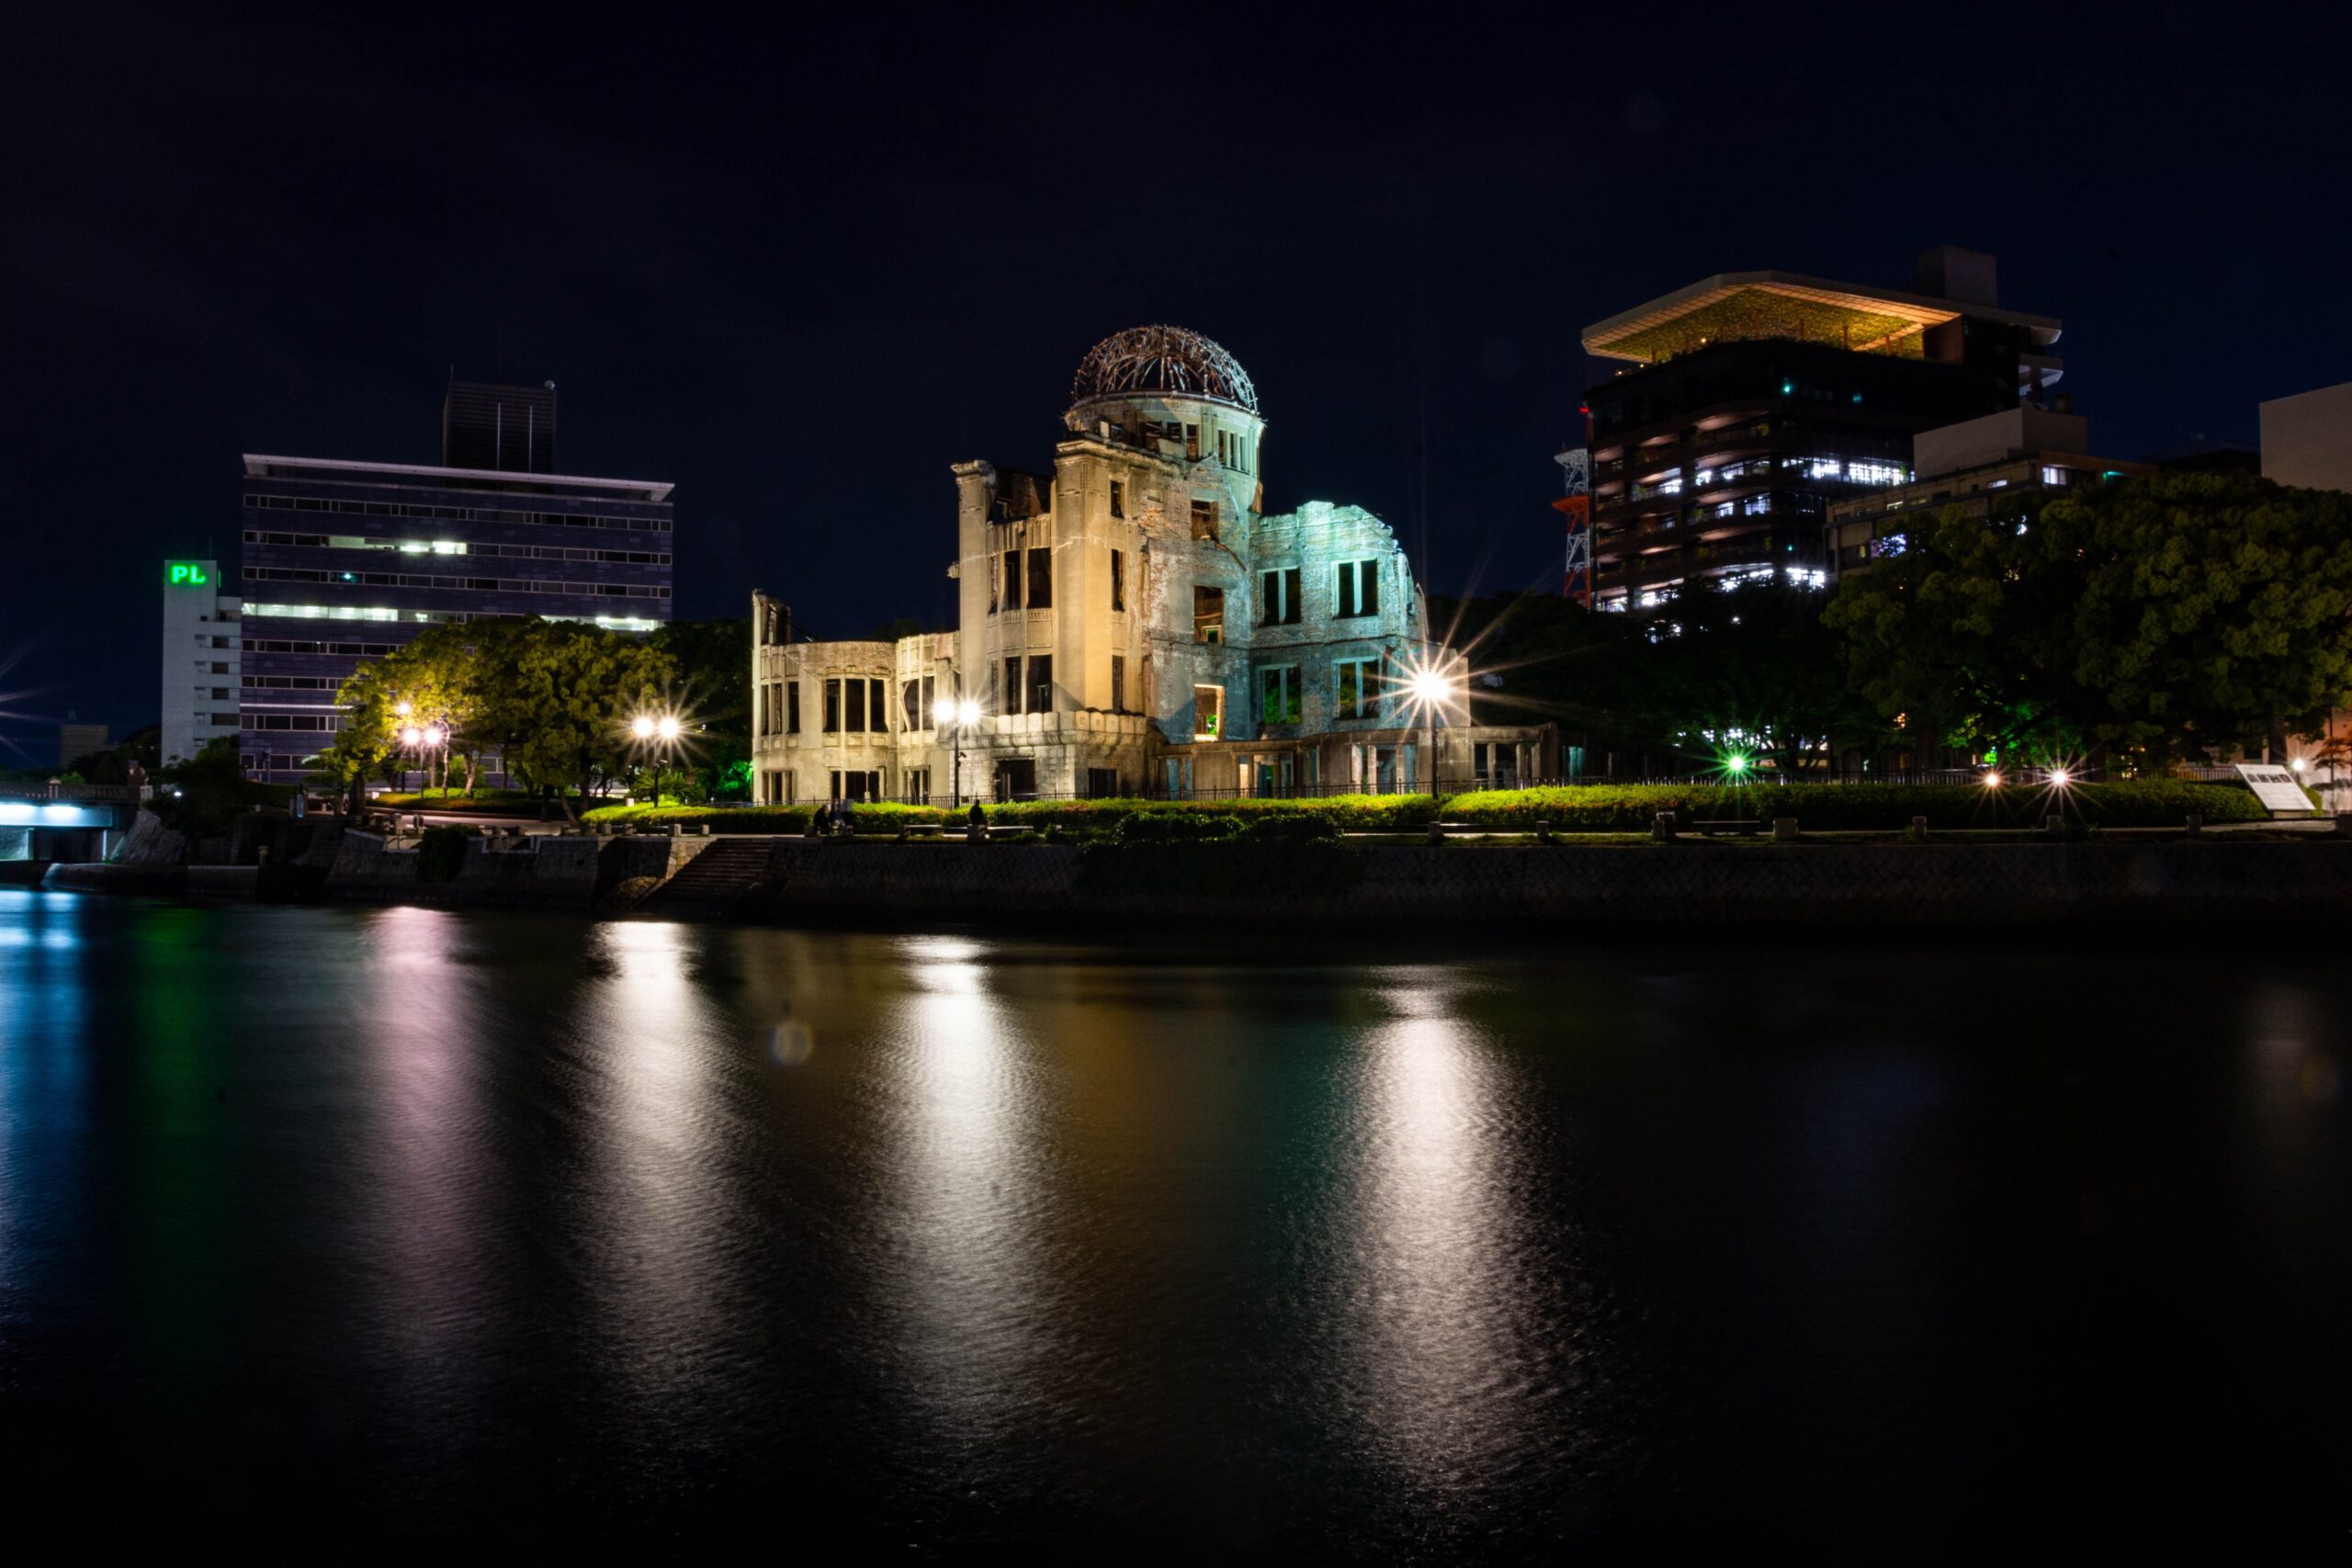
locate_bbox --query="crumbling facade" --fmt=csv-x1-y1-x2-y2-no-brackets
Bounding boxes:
753,325,1554,803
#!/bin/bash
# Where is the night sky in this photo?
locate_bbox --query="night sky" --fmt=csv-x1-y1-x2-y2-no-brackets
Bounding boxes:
6,3,2348,756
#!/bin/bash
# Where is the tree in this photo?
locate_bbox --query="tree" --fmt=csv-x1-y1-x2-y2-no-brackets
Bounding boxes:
497,623,676,817
1826,474,2352,768
1628,580,1878,773
312,656,405,812
1822,502,2084,766
2052,472,2352,761
650,618,752,800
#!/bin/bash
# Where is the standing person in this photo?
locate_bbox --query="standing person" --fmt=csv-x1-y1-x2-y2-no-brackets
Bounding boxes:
967,800,986,841
837,795,856,837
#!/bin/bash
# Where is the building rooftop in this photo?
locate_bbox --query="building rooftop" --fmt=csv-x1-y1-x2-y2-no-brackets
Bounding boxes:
241,454,673,502
1581,271,2062,366
1069,324,1259,415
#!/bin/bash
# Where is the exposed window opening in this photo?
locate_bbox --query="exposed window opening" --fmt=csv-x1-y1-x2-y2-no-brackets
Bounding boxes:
1193,584,1224,643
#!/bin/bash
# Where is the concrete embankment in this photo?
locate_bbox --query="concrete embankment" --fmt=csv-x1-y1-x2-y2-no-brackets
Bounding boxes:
674,836,2352,931
45,811,2352,930
320,828,712,907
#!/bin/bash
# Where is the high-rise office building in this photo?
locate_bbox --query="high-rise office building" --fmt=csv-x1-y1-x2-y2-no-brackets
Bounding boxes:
159,558,243,765
1576,247,2063,611
237,384,673,782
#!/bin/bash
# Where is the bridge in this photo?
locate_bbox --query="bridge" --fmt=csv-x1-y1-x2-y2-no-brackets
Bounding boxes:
0,784,139,877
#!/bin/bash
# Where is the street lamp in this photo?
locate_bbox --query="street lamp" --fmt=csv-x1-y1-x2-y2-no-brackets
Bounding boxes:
1404,655,1461,796
934,693,982,808
629,710,686,802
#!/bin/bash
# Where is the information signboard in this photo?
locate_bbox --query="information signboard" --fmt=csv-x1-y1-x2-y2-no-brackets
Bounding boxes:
2233,762,2317,817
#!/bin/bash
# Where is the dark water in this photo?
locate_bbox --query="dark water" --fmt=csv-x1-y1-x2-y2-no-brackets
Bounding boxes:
1,888,2346,1551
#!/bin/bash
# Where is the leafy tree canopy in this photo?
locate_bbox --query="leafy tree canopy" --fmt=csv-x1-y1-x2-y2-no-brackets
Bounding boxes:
1826,472,2352,764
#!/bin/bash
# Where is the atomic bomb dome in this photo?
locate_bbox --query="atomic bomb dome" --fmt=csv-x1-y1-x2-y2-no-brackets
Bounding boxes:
1069,324,1260,416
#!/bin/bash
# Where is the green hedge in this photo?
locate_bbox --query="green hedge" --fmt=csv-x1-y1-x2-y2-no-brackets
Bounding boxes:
1441,780,2270,832
580,795,1436,833
378,788,548,815
989,795,1437,831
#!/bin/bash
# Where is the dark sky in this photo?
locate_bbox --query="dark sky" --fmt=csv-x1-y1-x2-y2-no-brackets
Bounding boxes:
6,2,2349,755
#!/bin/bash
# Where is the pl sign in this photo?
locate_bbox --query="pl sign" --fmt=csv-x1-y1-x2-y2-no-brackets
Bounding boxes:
166,561,210,587
2233,762,2316,817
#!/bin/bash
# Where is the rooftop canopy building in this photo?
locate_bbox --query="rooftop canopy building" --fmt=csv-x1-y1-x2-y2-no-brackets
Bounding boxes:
753,325,1554,805
1577,247,2063,611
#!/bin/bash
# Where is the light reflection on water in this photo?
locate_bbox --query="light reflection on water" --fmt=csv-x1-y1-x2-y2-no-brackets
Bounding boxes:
1338,975,1552,1507
870,934,1065,1457
0,888,2346,1551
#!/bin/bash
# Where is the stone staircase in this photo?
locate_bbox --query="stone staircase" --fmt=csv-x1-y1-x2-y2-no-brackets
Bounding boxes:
637,838,773,912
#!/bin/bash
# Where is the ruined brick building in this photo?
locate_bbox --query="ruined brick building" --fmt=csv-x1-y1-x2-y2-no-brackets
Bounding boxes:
752,325,1555,803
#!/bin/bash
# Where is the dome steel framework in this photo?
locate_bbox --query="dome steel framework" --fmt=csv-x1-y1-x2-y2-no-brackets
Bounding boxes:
1070,325,1259,415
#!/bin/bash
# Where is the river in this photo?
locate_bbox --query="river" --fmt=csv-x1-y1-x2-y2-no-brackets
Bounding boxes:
0,888,2344,1551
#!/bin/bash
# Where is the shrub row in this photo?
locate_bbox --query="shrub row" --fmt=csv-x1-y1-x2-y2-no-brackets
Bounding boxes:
1440,780,2270,831
985,794,1437,830
579,795,1437,834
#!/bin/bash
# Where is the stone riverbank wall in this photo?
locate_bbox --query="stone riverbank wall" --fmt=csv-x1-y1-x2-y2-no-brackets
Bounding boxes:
320,829,712,907
51,822,2352,929
695,837,2352,931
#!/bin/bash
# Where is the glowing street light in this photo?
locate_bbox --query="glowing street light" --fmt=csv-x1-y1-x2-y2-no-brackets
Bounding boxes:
630,709,686,802
399,725,423,747
1401,648,1464,795
934,693,984,807
1724,753,1750,776
2049,767,2073,788
1983,771,2002,789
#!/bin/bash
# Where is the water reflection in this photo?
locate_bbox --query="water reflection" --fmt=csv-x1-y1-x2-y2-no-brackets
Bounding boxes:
869,933,1064,1452
353,907,496,1412
571,919,760,1454
3,898,2348,1548
1333,969,1556,1510
0,892,91,1315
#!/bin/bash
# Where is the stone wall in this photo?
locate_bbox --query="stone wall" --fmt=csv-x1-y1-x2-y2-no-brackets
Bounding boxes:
322,829,710,906
729,840,2352,930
